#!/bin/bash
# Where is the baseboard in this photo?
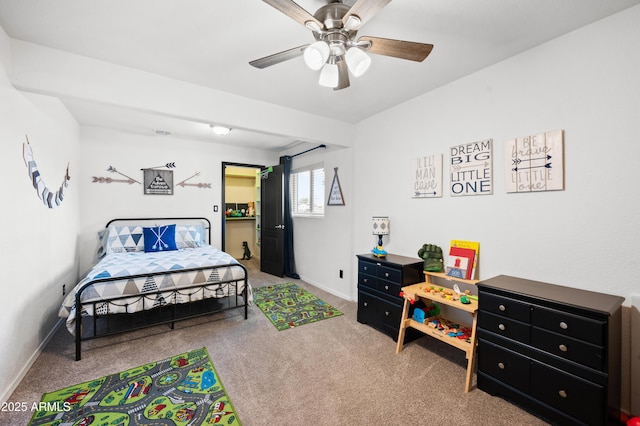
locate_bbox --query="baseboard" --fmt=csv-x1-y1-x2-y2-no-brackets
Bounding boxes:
0,318,63,404
299,275,354,302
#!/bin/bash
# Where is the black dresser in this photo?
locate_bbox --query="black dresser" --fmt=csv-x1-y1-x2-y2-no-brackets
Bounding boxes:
356,253,423,340
477,275,624,426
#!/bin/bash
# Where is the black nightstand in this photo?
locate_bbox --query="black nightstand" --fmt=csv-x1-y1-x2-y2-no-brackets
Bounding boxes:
356,253,423,340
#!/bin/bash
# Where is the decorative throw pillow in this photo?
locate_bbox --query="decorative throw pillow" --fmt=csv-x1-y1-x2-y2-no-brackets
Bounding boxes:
143,224,178,253
106,225,145,254
175,224,206,248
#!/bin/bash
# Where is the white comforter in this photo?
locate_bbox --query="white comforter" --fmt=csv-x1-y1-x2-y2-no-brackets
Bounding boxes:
59,246,247,335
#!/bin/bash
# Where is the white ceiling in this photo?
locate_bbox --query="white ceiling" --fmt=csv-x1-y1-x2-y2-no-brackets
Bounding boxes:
1,0,639,150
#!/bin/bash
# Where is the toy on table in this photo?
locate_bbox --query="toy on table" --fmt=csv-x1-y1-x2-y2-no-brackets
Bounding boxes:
417,243,444,272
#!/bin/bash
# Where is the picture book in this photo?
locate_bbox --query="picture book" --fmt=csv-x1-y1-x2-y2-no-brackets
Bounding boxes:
446,255,469,279
449,240,480,280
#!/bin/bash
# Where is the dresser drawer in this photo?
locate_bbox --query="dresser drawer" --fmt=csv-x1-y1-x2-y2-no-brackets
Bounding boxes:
532,305,606,346
478,311,530,344
378,297,402,328
357,290,378,324
480,292,530,322
359,260,377,276
357,290,402,336
530,361,604,425
377,279,401,299
531,327,604,371
358,272,377,291
478,339,530,393
377,265,401,283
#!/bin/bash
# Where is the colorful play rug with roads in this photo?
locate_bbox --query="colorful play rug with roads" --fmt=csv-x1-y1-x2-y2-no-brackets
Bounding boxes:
252,282,343,331
28,347,241,426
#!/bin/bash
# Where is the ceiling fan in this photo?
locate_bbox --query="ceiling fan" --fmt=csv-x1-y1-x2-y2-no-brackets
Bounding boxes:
249,0,434,90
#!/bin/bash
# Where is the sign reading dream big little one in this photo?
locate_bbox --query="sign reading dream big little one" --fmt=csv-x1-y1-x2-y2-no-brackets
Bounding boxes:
449,139,493,196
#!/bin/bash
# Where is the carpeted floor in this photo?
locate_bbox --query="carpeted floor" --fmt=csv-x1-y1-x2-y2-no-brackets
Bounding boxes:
28,347,239,425
1,258,550,425
252,282,343,330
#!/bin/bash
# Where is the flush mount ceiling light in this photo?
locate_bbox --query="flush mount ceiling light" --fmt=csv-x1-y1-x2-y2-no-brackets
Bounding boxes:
250,0,434,90
211,125,231,136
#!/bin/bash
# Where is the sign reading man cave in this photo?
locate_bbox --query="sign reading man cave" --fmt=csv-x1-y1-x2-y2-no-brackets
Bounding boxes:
412,153,442,198
449,139,493,196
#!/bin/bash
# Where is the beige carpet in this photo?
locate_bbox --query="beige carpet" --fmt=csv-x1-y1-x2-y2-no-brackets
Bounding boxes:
1,258,549,425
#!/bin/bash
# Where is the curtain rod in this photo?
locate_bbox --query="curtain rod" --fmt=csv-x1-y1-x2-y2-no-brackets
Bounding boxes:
291,144,327,158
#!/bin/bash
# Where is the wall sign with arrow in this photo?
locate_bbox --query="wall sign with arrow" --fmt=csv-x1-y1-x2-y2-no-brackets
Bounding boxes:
92,162,211,192
412,153,442,198
449,139,493,196
504,130,564,193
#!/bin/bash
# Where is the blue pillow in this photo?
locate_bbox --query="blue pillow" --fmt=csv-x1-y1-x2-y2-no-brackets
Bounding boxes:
143,224,178,253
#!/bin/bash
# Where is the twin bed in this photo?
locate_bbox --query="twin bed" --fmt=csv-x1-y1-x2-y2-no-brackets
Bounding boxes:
58,217,250,360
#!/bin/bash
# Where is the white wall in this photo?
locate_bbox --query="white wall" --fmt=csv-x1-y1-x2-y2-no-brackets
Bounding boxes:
2,4,640,415
77,126,279,274
344,5,639,414
0,26,80,402
287,146,353,300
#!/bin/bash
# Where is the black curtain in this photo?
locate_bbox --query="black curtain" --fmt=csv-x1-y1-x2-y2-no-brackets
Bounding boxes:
280,155,300,279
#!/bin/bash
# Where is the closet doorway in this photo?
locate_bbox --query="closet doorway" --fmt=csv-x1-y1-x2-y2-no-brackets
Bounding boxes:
222,162,263,261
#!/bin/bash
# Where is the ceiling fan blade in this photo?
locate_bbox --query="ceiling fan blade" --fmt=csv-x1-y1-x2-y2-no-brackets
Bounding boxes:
249,45,309,69
342,0,391,29
358,36,434,62
262,0,324,30
334,59,350,91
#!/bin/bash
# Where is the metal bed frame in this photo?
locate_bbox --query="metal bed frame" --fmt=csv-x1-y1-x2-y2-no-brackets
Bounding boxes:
73,217,248,360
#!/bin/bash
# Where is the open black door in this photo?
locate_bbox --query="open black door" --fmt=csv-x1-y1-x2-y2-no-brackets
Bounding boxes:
260,165,284,276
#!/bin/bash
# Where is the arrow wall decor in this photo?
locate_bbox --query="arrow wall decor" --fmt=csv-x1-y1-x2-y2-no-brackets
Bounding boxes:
505,130,564,193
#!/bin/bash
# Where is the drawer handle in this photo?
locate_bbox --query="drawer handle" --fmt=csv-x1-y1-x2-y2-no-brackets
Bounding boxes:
363,302,368,307
498,304,506,312
498,324,506,331
364,278,369,283
498,362,505,370
384,285,389,290
385,272,390,278
385,311,390,316
559,321,568,330
558,390,568,398
559,344,568,352
364,266,368,270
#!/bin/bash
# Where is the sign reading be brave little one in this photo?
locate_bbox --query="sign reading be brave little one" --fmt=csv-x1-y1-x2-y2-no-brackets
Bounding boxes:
505,130,564,193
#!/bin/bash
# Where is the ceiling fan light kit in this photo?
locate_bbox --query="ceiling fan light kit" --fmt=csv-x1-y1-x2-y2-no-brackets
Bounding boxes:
304,41,330,70
251,0,434,90
345,46,371,77
319,62,339,87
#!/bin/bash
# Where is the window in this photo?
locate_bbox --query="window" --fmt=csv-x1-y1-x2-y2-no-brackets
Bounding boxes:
290,164,325,216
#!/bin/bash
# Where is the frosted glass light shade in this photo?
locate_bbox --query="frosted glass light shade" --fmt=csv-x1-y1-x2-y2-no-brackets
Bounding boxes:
319,63,339,88
346,47,371,77
304,41,330,70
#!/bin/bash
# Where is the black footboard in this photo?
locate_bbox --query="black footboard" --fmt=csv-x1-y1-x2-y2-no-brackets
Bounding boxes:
74,263,248,360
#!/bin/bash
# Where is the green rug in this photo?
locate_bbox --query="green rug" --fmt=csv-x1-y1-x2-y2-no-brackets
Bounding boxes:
29,347,240,426
252,282,343,331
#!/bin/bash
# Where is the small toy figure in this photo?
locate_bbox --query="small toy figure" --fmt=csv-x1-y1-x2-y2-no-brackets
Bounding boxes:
241,241,252,260
371,245,387,257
